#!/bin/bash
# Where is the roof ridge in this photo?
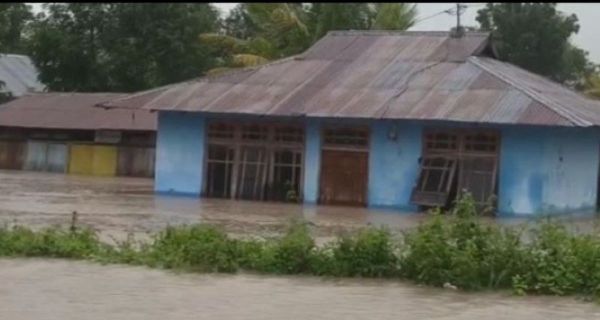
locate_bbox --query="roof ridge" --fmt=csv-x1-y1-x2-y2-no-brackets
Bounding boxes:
96,77,205,108
467,56,591,127
326,30,490,37
203,54,302,80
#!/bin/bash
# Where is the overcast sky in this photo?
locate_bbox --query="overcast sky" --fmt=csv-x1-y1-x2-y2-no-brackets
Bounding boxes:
29,3,600,63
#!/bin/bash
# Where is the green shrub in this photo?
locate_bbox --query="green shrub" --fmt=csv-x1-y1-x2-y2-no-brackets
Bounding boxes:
146,224,240,272
317,227,398,277
400,194,528,290
513,222,600,297
254,221,316,274
0,225,100,258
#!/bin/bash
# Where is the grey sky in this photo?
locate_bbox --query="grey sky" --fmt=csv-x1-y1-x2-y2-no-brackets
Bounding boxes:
29,3,600,63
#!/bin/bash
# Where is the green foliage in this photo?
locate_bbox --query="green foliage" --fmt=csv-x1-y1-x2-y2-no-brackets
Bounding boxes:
514,222,600,296
254,221,316,274
372,3,417,31
400,202,527,290
584,71,600,99
0,225,100,258
476,3,594,86
209,3,418,73
0,3,33,53
318,227,399,277
27,3,220,92
145,224,241,272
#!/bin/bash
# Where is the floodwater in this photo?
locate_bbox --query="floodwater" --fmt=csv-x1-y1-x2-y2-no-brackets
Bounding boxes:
1,258,599,320
0,170,428,241
0,170,598,240
2,170,600,318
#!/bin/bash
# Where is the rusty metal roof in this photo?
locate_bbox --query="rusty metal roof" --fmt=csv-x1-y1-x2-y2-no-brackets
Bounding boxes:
0,93,156,131
100,31,600,127
0,54,45,97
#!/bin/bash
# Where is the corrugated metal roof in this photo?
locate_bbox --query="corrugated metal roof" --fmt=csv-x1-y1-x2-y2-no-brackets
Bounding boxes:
0,54,45,97
99,31,600,127
0,93,156,131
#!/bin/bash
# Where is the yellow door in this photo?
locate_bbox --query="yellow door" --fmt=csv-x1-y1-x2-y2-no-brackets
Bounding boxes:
92,145,117,176
69,144,94,175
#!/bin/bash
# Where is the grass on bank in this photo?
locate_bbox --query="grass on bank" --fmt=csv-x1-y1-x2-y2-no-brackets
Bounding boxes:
1,193,600,300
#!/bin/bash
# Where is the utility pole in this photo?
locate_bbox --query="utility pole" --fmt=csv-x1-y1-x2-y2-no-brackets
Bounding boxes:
451,3,467,38
457,3,461,32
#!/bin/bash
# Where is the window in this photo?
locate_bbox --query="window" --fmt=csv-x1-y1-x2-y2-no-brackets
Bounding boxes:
270,150,302,201
464,132,498,154
274,126,304,143
412,129,500,211
208,123,235,139
205,145,235,198
323,127,369,148
241,124,268,141
411,156,458,206
424,131,458,153
204,121,305,202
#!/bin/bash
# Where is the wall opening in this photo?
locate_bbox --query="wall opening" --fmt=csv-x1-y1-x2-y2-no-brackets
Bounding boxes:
318,126,369,206
204,121,304,202
411,129,500,213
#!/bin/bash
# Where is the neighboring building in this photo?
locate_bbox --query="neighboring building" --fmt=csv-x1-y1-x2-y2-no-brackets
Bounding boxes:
100,31,600,216
0,93,156,177
0,54,45,98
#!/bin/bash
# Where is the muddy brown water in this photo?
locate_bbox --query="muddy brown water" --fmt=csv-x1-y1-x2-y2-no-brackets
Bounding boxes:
1,170,598,240
0,170,428,242
2,170,600,319
1,258,600,320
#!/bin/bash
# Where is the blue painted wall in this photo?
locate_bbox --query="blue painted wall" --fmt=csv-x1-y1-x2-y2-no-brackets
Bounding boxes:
368,120,422,210
153,111,600,216
498,126,599,216
155,111,206,195
303,118,321,204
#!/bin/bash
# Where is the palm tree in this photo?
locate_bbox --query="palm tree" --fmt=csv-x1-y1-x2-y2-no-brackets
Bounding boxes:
372,3,418,31
202,3,418,75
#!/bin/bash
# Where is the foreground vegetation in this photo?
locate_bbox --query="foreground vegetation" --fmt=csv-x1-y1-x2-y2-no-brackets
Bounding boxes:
1,194,600,301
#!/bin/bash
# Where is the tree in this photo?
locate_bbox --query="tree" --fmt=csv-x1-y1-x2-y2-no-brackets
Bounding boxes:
476,3,592,86
27,3,220,92
584,70,600,99
372,3,418,31
28,3,111,92
307,3,375,41
0,3,33,53
221,4,259,40
102,3,220,91
208,3,418,74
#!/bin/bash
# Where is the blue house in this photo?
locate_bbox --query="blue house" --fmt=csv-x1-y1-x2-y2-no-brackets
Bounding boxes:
100,31,600,216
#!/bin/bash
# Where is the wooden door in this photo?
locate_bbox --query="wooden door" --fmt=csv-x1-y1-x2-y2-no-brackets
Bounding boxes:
319,150,368,206
0,141,24,170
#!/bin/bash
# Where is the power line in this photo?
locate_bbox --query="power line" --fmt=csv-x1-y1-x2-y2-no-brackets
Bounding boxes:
413,6,456,25
412,3,484,27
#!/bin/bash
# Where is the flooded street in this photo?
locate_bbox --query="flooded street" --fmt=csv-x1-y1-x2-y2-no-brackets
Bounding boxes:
1,258,600,320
